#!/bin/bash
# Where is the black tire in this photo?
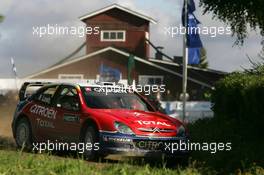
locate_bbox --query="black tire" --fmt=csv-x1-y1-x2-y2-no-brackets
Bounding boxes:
15,118,33,151
83,126,99,161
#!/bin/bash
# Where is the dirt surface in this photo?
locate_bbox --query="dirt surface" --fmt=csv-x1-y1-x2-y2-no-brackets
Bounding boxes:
0,104,15,137
0,104,16,150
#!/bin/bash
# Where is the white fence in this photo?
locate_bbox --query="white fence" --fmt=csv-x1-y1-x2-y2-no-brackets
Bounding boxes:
160,101,214,123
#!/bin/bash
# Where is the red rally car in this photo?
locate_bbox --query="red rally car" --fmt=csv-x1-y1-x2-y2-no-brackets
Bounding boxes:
12,82,189,160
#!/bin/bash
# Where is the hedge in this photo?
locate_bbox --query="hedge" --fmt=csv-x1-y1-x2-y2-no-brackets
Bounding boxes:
211,71,264,123
189,68,264,172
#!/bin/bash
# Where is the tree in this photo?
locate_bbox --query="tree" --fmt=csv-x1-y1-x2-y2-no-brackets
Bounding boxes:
199,0,264,45
245,38,264,75
259,39,264,59
0,14,3,23
0,14,4,38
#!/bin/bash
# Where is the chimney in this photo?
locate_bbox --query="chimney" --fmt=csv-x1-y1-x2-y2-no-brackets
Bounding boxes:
155,46,164,60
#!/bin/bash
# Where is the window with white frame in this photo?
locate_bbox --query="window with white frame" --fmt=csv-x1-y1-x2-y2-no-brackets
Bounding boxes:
100,30,126,42
58,74,84,79
138,75,164,85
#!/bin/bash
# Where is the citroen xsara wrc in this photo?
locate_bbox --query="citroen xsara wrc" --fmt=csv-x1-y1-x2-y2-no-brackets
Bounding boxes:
12,82,189,160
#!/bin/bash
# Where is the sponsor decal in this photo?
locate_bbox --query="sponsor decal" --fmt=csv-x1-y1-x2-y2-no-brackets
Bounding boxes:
136,120,171,127
63,114,79,123
36,118,55,128
30,104,57,119
135,141,164,150
103,136,132,143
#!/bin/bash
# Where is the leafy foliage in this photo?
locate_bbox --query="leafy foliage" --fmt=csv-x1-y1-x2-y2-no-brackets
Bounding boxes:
211,67,264,121
199,0,264,45
189,116,264,173
0,15,4,23
198,47,208,69
244,57,264,75
188,63,264,172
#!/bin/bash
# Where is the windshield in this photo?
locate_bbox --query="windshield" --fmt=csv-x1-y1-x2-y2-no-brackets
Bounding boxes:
81,87,152,111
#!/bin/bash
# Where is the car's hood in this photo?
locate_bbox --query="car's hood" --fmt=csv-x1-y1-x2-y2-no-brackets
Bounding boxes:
89,109,182,136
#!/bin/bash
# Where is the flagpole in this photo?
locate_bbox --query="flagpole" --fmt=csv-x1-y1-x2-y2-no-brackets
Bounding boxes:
182,0,188,122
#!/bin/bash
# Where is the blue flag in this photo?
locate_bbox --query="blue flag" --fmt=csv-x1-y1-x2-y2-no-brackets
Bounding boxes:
188,48,200,65
187,16,203,48
181,0,196,26
182,0,203,65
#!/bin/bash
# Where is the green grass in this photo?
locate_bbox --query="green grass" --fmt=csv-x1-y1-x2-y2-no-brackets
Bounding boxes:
0,150,263,175
0,150,208,175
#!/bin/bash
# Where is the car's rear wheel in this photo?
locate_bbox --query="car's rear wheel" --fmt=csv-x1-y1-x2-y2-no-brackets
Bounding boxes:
83,126,99,161
15,118,33,151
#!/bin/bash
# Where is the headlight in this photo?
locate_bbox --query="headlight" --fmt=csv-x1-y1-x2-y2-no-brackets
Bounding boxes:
177,125,186,137
114,121,134,135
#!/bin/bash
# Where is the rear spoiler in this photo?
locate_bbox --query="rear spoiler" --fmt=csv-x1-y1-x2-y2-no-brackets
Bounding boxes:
19,82,51,101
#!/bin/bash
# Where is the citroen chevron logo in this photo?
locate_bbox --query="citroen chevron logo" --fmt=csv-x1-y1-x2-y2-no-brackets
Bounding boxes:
152,127,161,133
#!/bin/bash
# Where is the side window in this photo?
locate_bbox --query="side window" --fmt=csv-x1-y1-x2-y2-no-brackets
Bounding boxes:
55,86,80,111
36,86,57,105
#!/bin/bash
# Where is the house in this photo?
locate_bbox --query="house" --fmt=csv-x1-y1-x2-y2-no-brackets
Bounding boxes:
26,4,226,100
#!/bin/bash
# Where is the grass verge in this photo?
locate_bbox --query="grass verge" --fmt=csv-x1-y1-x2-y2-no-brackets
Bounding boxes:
0,150,209,175
0,149,263,175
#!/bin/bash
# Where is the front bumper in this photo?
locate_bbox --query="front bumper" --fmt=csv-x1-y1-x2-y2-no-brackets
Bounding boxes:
99,131,189,157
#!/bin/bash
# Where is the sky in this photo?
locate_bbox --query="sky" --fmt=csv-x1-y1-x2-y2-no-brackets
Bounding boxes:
0,0,263,78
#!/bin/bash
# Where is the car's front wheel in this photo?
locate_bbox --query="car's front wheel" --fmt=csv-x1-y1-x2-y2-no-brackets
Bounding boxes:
83,126,99,160
15,118,33,151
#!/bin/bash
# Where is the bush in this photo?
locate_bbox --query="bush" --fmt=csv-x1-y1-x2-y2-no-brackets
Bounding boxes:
211,72,264,123
188,65,264,173
189,117,264,173
211,68,264,139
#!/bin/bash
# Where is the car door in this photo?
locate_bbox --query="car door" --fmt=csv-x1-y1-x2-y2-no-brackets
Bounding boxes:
53,85,82,143
30,85,59,141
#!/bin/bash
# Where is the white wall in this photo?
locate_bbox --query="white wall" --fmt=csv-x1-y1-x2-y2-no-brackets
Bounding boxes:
160,101,214,123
